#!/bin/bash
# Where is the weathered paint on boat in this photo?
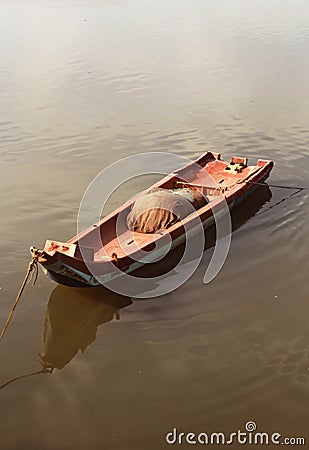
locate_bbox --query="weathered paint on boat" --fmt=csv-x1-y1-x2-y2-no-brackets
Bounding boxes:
32,152,273,287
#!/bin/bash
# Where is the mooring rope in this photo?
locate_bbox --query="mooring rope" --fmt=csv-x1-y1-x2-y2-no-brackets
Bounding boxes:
0,252,39,344
241,180,306,192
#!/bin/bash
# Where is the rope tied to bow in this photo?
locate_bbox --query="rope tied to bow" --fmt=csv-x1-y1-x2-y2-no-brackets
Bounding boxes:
0,249,41,344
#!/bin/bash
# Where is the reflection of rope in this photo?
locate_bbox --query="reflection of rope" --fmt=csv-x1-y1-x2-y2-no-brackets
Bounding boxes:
0,356,53,391
0,367,52,391
233,179,305,217
256,188,303,216
0,251,40,344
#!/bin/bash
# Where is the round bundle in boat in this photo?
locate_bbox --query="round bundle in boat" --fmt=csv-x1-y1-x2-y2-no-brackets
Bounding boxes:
126,188,206,233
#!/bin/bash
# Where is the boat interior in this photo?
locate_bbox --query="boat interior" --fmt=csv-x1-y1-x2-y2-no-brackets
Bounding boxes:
45,153,263,262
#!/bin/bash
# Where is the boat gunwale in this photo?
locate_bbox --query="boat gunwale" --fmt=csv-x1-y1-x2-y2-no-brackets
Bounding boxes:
39,153,273,272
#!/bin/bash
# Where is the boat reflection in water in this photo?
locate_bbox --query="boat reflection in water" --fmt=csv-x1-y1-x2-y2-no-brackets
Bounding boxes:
40,185,272,370
230,182,272,230
0,185,272,389
41,287,132,370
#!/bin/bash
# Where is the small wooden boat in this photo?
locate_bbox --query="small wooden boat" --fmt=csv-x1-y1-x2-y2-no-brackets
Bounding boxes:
32,151,273,287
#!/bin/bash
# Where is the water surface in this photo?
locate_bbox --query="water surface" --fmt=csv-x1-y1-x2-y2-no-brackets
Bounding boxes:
0,1,308,449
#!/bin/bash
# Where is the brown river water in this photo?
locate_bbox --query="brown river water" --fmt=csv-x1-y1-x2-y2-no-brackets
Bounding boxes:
0,1,308,449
